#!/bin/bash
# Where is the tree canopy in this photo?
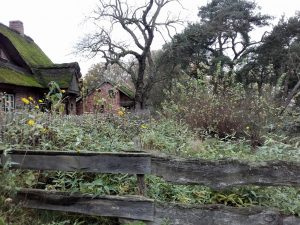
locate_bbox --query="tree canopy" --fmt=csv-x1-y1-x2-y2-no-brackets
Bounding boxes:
78,0,181,109
162,0,271,92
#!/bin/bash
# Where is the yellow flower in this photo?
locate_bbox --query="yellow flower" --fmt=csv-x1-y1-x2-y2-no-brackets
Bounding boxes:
27,119,35,126
117,108,126,117
117,110,125,117
246,126,250,130
141,124,147,129
38,99,43,103
21,98,30,105
61,90,66,93
35,105,39,109
28,96,33,101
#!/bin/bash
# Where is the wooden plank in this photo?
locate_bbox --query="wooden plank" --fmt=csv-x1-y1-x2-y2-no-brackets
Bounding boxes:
0,149,150,156
16,188,154,221
151,203,298,225
283,217,300,225
2,150,300,189
151,156,300,189
137,174,146,196
1,150,151,174
13,189,300,225
0,151,3,167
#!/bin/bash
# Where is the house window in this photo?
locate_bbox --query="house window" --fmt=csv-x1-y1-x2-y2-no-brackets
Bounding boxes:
100,104,104,113
1,93,15,111
108,89,116,98
0,48,8,61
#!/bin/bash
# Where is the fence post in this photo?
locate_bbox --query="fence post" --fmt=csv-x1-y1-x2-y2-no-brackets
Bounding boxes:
137,174,146,196
133,136,147,196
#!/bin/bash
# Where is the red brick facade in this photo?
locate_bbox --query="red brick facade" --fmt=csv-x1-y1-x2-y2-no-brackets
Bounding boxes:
83,82,134,113
1,84,79,114
0,84,45,111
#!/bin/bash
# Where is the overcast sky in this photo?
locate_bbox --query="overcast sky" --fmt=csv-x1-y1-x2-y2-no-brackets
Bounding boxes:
1,0,299,75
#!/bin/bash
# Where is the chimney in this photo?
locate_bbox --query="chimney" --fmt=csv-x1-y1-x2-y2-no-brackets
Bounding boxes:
9,20,24,36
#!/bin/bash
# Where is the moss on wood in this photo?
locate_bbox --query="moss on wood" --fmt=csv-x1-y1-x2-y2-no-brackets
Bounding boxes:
40,73,72,88
0,67,43,88
118,84,135,99
37,66,75,89
0,24,80,92
0,23,53,67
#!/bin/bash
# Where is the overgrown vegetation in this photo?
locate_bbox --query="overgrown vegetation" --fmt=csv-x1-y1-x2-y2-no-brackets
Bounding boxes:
1,0,300,224
1,108,300,224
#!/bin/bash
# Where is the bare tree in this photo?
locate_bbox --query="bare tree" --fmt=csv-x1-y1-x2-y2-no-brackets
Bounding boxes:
77,0,181,109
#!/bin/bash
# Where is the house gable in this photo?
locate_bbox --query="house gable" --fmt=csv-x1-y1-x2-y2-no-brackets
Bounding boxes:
0,21,82,114
0,22,82,93
68,74,80,95
0,33,32,71
35,62,82,94
0,23,52,67
0,45,9,61
96,81,135,99
83,81,135,113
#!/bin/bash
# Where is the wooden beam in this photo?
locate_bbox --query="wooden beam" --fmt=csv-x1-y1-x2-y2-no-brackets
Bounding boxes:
2,150,300,189
1,150,151,174
152,203,300,225
151,156,300,189
14,189,300,225
16,188,154,221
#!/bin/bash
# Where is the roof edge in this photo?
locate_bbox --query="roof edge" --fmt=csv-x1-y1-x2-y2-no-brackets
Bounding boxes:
87,80,135,99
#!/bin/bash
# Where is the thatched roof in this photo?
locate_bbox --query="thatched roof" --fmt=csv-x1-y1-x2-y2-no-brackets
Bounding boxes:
0,64,43,88
0,23,52,67
0,22,81,95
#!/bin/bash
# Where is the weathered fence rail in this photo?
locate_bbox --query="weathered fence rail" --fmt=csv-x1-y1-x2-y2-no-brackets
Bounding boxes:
16,188,300,225
16,188,154,221
153,203,300,225
0,150,151,174
151,156,300,189
1,149,300,225
1,150,299,189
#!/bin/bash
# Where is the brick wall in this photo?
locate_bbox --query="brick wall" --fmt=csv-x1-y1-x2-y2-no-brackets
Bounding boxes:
0,84,45,110
76,99,83,115
15,89,44,109
84,82,121,113
0,84,78,115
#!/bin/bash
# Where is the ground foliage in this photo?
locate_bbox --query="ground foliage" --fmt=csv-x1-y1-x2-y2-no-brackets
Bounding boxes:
0,107,300,224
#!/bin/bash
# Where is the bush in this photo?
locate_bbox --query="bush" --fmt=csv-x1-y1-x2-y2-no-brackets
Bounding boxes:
161,79,279,147
141,118,194,154
0,112,148,152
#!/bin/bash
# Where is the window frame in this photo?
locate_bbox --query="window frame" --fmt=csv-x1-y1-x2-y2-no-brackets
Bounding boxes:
1,93,15,111
0,47,9,61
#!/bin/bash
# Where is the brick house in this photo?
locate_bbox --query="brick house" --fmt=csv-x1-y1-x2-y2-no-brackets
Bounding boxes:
0,21,82,114
83,81,135,113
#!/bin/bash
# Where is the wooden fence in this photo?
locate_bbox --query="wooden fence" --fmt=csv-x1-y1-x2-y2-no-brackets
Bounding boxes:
1,149,300,225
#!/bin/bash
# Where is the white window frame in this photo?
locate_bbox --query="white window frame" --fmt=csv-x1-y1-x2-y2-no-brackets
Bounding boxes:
1,93,15,111
0,48,9,60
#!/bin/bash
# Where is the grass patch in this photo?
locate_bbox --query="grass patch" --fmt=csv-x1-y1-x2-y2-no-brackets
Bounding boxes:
1,112,299,224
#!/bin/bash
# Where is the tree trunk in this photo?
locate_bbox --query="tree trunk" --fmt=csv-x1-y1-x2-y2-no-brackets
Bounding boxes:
135,57,147,111
135,101,143,111
280,78,300,115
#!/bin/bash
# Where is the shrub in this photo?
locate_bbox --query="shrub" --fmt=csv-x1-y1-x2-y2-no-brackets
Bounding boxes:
0,111,150,152
141,118,194,154
161,79,279,147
